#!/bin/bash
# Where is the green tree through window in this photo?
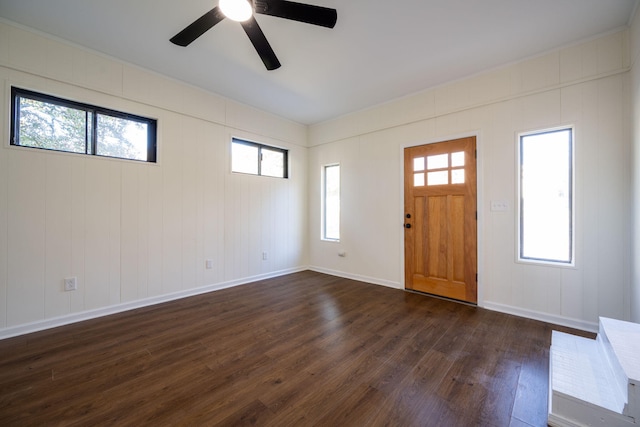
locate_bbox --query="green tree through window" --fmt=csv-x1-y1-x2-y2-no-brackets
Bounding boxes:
11,87,156,162
97,114,149,161
18,97,88,153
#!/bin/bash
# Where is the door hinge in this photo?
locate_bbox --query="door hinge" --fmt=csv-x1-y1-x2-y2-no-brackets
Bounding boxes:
476,273,478,282
475,211,477,220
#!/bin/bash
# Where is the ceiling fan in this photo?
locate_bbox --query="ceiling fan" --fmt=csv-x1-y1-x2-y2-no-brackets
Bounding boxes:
170,0,337,70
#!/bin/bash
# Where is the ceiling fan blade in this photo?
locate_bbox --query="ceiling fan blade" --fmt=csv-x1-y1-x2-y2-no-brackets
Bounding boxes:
255,0,337,28
170,7,226,47
241,17,281,70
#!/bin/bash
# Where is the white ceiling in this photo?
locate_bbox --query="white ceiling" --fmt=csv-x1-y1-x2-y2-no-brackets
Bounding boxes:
0,0,637,125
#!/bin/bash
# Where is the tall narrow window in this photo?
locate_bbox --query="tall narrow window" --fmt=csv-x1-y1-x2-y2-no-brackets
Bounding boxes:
518,127,574,265
323,164,340,241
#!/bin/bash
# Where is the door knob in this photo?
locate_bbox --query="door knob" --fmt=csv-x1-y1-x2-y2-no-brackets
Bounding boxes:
405,223,411,229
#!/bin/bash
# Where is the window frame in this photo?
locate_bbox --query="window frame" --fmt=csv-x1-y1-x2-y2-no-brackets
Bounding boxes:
322,163,340,242
10,86,157,162
231,137,288,179
517,125,575,267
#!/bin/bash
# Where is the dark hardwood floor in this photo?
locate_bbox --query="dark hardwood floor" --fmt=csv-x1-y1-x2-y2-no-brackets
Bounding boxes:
0,271,593,426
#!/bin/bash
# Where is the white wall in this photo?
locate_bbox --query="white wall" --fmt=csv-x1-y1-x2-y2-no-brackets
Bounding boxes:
309,30,632,331
0,19,635,338
0,21,309,337
631,9,640,324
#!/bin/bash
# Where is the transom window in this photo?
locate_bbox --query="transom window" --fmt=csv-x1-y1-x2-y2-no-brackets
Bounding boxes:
413,151,465,187
231,138,288,178
10,87,157,162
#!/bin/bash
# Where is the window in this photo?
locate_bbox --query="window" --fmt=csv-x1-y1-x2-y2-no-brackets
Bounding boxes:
413,151,466,187
10,87,157,162
322,164,340,241
231,138,288,178
518,127,574,265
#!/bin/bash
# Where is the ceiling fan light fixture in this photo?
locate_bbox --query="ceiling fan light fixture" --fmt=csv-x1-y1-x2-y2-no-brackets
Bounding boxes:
171,1,337,70
219,0,253,22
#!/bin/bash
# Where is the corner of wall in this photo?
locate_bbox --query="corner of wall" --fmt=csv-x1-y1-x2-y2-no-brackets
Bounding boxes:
629,1,640,323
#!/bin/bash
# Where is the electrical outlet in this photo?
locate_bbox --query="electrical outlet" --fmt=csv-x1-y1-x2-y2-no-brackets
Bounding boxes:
205,259,213,269
262,252,268,261
64,277,77,291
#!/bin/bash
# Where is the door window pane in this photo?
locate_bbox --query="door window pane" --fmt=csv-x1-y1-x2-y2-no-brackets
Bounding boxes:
413,157,425,171
427,154,448,170
451,169,465,184
414,173,425,187
427,170,448,186
451,151,465,167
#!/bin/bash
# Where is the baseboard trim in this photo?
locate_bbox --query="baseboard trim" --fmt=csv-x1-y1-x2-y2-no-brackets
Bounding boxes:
482,301,599,333
308,268,598,332
308,266,402,289
1,268,600,340
547,412,582,427
0,266,306,340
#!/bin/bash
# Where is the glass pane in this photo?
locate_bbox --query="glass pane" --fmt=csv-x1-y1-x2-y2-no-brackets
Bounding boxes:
427,170,448,185
96,114,148,161
261,148,285,178
414,173,425,187
18,97,86,153
427,153,448,170
451,151,465,167
232,141,259,174
452,168,465,184
520,129,572,263
324,165,340,240
413,157,425,171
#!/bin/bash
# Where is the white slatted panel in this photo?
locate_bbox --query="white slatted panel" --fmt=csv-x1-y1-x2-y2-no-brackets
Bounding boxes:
7,150,46,325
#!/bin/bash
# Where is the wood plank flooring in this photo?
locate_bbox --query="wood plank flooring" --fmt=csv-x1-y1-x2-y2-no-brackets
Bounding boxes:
0,271,593,426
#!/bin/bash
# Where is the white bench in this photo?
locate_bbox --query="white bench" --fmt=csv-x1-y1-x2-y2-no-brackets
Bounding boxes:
548,317,640,426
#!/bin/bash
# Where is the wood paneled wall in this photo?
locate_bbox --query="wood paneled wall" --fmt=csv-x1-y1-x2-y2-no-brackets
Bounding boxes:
308,30,632,330
0,21,308,335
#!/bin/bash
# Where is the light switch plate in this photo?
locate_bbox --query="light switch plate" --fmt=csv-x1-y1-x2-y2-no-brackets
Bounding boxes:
490,200,509,212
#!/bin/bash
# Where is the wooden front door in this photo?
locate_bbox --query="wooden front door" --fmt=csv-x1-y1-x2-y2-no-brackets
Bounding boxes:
404,137,477,303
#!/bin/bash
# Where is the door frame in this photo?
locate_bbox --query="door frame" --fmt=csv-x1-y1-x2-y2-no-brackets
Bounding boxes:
399,131,485,306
